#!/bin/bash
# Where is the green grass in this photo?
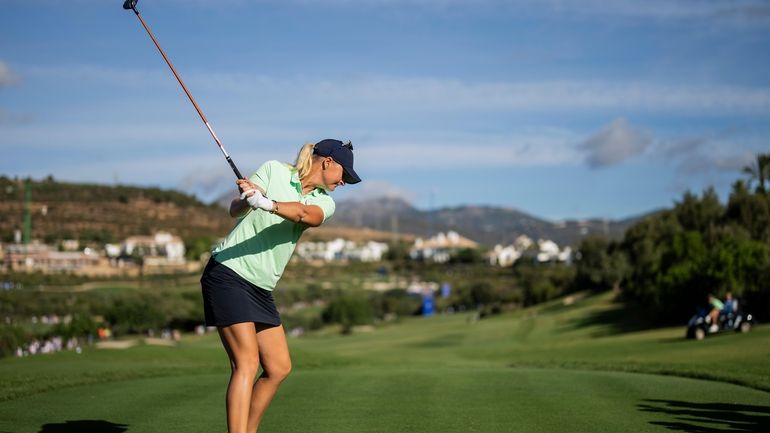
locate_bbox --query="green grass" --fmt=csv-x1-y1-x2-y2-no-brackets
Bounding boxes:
1,291,769,432
3,369,769,433
294,291,770,391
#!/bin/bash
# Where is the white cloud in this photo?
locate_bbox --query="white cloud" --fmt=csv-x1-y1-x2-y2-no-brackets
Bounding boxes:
25,64,770,116
356,129,581,170
26,64,166,89
0,120,581,195
335,180,418,203
670,151,754,197
0,62,22,87
661,136,709,158
659,137,757,175
194,74,770,115
176,168,239,201
574,122,765,175
0,109,34,126
0,62,28,126
550,0,770,20
579,118,652,168
10,64,769,195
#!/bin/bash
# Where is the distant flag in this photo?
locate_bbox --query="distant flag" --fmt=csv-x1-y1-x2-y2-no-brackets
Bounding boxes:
422,290,434,316
441,282,451,298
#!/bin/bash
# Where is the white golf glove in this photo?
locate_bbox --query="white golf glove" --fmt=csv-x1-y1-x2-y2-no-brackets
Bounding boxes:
240,189,274,212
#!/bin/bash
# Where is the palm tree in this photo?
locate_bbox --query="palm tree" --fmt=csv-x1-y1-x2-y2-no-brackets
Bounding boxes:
742,153,770,192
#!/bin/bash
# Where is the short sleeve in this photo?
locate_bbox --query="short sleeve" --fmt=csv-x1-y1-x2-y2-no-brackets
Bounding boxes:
305,192,336,223
249,161,277,192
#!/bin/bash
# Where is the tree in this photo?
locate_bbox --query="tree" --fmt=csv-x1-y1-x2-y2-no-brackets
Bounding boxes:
469,282,495,305
105,297,166,335
574,236,629,292
379,289,422,317
742,153,770,193
185,236,213,261
0,326,27,357
619,184,770,322
53,313,98,339
512,257,574,306
322,294,374,334
450,248,483,264
725,180,770,242
673,188,723,233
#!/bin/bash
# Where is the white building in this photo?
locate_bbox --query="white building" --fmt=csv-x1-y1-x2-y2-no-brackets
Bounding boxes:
295,238,389,262
487,235,572,267
513,235,534,251
121,231,186,264
409,231,478,263
347,241,389,262
104,243,122,258
488,244,522,267
1,242,101,273
536,239,572,263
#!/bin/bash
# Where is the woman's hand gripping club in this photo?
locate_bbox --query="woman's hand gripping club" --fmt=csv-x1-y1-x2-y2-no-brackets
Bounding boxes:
237,179,274,212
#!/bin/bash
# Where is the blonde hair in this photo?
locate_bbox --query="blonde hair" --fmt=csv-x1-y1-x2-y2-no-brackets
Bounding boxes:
291,143,317,180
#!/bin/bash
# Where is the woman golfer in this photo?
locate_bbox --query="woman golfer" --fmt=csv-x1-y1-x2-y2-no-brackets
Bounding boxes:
201,139,361,433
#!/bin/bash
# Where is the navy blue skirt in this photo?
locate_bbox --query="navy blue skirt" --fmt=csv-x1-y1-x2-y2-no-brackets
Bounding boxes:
200,258,281,328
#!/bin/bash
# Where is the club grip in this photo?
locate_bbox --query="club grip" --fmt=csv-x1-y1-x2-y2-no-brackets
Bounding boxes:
227,156,244,179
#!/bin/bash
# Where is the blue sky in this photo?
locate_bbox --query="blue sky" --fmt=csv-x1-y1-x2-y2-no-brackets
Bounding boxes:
1,0,769,220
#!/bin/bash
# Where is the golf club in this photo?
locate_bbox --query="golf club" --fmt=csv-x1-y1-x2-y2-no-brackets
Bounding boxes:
123,0,244,180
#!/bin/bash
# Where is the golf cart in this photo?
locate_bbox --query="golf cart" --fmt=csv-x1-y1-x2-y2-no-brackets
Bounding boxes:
686,307,755,340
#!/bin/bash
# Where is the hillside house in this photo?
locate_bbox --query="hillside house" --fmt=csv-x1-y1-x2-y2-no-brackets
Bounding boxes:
487,235,572,266
536,239,572,263
1,242,102,273
409,231,478,263
120,231,186,268
295,238,389,262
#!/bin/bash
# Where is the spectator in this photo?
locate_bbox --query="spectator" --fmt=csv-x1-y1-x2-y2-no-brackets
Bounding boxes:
707,293,724,333
722,292,738,315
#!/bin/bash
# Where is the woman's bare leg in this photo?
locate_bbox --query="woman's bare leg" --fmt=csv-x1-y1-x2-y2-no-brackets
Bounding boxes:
247,324,292,432
709,308,720,327
218,323,261,433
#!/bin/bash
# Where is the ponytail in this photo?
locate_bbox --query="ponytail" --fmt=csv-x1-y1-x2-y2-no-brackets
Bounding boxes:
292,143,316,180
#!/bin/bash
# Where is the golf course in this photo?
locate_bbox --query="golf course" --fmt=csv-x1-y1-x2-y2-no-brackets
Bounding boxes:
1,290,768,432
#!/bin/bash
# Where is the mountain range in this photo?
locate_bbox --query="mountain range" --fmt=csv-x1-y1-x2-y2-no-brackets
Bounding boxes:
327,197,650,246
216,192,651,247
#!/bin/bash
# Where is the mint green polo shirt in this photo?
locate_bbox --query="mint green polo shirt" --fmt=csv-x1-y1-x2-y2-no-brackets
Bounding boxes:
211,160,335,290
711,297,724,310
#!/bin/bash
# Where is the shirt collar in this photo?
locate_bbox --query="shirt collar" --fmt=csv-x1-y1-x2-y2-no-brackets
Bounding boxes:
290,169,301,193
291,169,328,196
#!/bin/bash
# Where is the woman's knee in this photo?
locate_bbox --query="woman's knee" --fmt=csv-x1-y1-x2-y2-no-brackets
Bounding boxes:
232,356,261,377
266,360,292,382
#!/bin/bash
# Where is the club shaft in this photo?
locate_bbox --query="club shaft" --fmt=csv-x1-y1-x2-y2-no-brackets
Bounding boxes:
131,9,244,180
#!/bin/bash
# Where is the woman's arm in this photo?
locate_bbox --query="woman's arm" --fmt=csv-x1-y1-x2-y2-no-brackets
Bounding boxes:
231,179,266,218
269,202,325,227
234,178,326,226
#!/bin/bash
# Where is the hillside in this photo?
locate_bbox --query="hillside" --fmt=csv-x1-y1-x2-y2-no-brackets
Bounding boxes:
0,177,412,244
0,176,232,243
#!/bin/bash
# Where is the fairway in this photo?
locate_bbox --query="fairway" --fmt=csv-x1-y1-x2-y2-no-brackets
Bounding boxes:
1,368,769,433
1,292,769,432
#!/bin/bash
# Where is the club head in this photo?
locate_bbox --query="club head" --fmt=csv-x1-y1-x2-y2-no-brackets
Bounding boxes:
123,0,138,10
